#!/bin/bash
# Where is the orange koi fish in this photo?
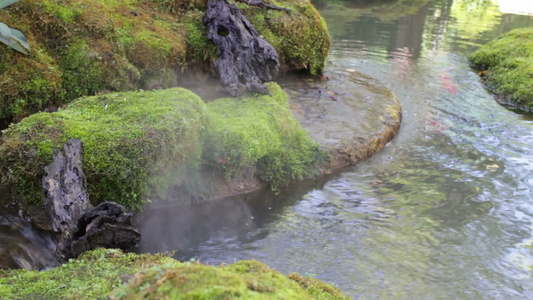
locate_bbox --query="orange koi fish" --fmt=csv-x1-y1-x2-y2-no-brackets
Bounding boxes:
439,70,457,94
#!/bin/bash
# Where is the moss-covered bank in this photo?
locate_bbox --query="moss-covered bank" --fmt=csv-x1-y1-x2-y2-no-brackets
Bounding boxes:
0,83,325,213
0,248,348,299
0,0,329,124
468,27,533,111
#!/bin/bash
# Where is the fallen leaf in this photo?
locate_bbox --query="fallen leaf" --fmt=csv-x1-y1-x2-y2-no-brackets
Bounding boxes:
486,164,499,172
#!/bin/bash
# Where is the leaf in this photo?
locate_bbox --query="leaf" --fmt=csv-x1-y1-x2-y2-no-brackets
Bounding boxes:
0,22,29,54
0,22,10,37
0,0,20,9
486,164,499,172
10,27,30,51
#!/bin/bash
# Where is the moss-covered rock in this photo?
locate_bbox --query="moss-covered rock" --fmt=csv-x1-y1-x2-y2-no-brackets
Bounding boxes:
204,83,326,191
0,83,326,212
0,0,329,124
468,27,533,111
0,87,206,210
0,248,349,300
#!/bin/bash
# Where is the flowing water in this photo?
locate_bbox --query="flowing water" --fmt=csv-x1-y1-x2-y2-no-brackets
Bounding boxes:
138,0,533,298
2,0,533,298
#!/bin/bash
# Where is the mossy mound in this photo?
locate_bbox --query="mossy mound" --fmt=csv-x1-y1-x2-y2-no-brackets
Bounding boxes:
0,88,206,210
0,83,326,211
0,0,329,123
204,83,326,191
0,248,349,300
468,27,533,111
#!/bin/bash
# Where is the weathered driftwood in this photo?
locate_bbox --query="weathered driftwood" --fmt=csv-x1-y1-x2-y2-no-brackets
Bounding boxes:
42,138,140,262
69,201,140,259
204,0,282,97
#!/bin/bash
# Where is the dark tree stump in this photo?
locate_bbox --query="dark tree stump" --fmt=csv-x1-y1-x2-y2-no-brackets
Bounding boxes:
42,138,90,236
70,202,140,259
42,138,140,263
204,0,280,97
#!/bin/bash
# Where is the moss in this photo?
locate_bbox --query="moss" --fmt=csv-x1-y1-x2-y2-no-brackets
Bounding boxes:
41,0,82,23
241,0,331,74
0,88,207,209
0,0,330,124
468,27,533,111
0,249,348,300
0,249,178,300
205,83,328,190
0,84,326,208
59,40,107,101
184,11,218,65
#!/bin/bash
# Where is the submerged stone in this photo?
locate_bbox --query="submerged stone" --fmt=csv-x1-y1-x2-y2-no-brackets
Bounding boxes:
282,68,402,170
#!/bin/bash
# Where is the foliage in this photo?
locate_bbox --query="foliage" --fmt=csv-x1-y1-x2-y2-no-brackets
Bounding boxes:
0,248,348,300
468,27,533,111
0,0,30,54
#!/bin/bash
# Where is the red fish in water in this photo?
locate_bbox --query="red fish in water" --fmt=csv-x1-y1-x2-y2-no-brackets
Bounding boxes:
439,70,457,94
218,158,229,164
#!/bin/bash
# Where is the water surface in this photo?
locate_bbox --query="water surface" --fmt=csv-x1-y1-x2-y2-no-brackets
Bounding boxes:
132,0,533,298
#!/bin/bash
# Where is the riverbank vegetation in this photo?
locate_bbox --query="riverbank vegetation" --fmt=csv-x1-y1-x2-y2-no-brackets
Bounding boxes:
0,0,329,125
0,83,326,211
0,248,348,299
468,27,533,111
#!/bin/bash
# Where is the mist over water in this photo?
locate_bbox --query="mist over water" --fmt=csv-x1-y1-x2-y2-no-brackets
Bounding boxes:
0,0,531,298
137,0,533,298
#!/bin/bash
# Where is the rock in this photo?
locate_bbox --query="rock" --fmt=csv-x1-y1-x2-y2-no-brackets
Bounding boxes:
204,0,279,96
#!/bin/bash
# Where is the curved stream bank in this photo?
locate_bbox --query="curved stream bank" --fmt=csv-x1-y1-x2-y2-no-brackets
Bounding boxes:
136,0,533,299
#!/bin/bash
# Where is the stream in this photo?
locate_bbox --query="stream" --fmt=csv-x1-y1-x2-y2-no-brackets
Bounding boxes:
139,0,533,298
2,0,533,298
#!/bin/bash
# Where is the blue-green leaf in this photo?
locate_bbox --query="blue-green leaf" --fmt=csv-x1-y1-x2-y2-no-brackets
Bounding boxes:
9,27,30,51
0,22,29,54
0,0,20,10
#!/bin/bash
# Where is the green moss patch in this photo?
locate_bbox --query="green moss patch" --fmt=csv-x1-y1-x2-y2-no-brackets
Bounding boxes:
0,83,327,209
241,0,330,74
0,248,348,300
468,27,533,111
0,88,207,209
205,83,326,190
0,0,329,123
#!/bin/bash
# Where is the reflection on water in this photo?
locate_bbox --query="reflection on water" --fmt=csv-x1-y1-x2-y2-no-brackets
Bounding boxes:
138,0,533,298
